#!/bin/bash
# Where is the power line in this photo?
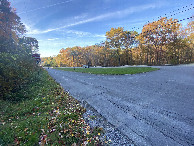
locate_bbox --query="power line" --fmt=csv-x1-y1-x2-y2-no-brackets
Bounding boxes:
131,3,193,31
139,16,194,35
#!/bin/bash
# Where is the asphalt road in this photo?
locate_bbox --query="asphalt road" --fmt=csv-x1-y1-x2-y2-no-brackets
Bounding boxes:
46,65,194,146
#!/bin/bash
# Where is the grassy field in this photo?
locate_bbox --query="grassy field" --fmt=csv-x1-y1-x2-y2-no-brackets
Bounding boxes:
56,67,159,75
0,69,103,145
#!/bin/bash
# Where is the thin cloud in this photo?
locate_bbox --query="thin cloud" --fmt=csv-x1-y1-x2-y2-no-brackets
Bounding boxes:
65,30,90,36
47,38,59,41
27,27,105,38
37,39,43,42
26,29,43,35
47,3,158,31
62,29,105,38
26,3,160,35
74,13,88,20
18,0,73,14
94,34,106,38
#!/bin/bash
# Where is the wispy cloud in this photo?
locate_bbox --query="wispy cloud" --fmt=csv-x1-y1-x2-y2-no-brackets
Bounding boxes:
37,39,43,42
73,13,88,20
26,26,105,38
94,34,106,38
18,0,73,14
62,29,105,38
65,30,90,36
47,38,59,41
26,3,160,35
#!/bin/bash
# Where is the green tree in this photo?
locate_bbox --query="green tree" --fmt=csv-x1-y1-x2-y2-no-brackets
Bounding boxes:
19,37,39,54
0,0,39,100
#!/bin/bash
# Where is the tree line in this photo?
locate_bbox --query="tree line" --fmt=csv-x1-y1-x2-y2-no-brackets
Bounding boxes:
0,0,40,100
43,17,193,67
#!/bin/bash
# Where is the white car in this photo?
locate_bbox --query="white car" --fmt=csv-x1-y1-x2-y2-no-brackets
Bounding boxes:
82,65,89,68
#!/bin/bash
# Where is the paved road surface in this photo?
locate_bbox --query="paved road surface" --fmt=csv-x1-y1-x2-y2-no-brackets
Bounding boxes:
46,65,194,146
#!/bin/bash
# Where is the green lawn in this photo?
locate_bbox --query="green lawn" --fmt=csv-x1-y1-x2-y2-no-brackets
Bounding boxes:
0,69,103,145
56,67,159,75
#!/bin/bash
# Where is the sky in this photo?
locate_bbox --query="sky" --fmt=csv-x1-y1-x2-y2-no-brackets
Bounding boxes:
10,0,194,57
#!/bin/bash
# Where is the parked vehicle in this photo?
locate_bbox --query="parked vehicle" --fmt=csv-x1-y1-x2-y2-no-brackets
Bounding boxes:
82,65,89,68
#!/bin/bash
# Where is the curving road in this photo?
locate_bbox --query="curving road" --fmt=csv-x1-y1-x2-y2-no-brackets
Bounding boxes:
46,65,194,146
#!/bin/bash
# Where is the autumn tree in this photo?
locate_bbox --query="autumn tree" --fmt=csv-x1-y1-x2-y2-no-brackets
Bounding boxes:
0,0,39,100
137,17,182,65
106,27,126,66
70,46,82,67
0,0,26,53
183,20,194,63
123,31,138,65
43,17,193,68
43,56,57,67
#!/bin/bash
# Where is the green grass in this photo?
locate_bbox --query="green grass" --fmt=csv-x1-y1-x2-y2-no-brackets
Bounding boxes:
56,67,159,75
0,69,103,145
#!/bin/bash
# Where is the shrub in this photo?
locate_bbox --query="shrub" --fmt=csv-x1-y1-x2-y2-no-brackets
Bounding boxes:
0,52,39,101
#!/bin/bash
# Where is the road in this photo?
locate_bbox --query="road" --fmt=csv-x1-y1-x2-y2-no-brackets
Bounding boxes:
46,65,194,146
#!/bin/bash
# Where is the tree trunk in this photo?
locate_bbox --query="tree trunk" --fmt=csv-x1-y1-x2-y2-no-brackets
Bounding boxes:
130,50,133,65
118,56,121,66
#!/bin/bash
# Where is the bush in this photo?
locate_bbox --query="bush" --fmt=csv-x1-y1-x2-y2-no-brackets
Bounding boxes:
0,52,39,101
169,58,178,65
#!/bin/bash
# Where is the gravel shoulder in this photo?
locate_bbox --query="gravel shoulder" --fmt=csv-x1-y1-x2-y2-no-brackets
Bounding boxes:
46,65,194,146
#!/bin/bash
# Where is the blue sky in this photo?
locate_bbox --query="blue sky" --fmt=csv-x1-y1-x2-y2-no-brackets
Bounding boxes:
11,0,193,57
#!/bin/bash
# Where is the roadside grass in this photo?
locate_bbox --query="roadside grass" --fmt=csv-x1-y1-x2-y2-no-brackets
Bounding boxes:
56,67,159,75
0,69,103,145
